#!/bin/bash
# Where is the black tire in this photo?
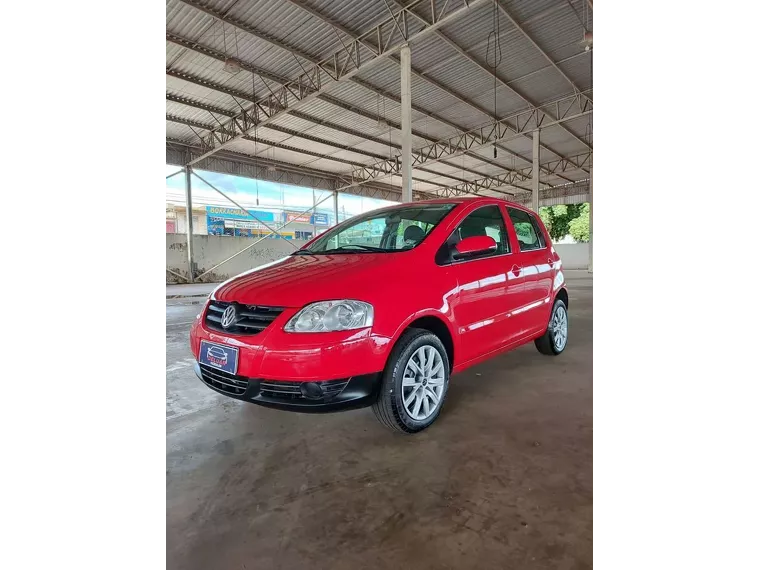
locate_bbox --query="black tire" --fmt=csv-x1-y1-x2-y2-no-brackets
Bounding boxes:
372,328,450,434
535,299,569,355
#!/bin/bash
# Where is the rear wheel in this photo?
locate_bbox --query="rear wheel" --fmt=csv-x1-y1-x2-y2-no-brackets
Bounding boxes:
535,299,568,355
372,328,450,434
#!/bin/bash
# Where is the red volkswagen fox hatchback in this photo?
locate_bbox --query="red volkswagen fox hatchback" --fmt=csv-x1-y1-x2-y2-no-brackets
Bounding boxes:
190,198,568,433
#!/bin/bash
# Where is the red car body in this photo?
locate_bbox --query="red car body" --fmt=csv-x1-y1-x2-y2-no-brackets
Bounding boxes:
190,197,567,414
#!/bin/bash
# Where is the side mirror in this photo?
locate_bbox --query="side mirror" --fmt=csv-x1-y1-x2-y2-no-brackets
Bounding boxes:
452,235,497,260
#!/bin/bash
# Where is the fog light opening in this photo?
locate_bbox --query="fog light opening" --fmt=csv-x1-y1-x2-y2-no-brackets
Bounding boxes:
300,382,323,400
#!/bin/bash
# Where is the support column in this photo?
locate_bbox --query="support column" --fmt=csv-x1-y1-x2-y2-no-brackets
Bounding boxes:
400,44,413,203
589,6,601,272
184,165,195,283
333,191,339,226
588,166,593,273
532,130,540,212
312,188,317,237
590,169,601,273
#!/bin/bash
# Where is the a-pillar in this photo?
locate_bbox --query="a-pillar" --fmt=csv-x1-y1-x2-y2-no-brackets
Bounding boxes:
532,130,540,212
184,165,195,283
400,44,412,203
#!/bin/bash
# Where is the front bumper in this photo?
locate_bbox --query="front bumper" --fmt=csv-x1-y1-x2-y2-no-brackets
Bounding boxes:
190,312,392,381
194,362,382,413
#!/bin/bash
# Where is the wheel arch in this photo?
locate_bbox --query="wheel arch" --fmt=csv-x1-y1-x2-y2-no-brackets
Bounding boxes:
387,311,457,372
555,286,569,308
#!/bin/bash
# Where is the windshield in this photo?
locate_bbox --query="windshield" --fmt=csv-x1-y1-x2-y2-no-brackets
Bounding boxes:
300,203,457,254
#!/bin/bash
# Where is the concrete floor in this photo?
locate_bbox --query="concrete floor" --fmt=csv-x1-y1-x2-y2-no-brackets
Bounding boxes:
167,271,592,570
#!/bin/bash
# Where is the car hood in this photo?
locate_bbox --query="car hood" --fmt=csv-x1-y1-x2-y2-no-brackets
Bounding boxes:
211,253,402,307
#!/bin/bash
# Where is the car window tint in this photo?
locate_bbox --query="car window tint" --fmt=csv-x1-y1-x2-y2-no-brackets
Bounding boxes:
507,208,544,251
445,205,509,260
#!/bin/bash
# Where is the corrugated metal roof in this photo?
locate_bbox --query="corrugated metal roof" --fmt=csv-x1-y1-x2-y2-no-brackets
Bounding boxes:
558,114,593,143
166,74,241,110
557,52,593,91
166,0,592,198
469,32,551,92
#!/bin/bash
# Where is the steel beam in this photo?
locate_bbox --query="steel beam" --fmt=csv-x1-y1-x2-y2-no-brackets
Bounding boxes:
392,0,589,174
166,140,437,201
400,45,413,202
169,0,592,200
175,0,318,69
191,170,298,249
280,0,580,178
167,112,471,186
195,191,337,281
433,151,591,198
512,180,590,207
349,91,592,190
168,83,500,183
167,115,457,192
181,0,488,166
496,0,585,96
168,140,335,192
532,129,540,212
418,1,582,76
588,3,601,272
184,165,195,283
166,44,512,180
436,153,591,198
165,41,508,180
166,34,539,182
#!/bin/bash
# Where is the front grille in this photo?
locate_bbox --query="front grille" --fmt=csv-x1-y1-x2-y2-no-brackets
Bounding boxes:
260,379,349,401
204,301,285,335
199,364,249,396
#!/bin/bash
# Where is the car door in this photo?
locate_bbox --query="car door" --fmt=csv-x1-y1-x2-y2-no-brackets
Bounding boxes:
506,207,555,333
507,207,554,332
437,205,523,364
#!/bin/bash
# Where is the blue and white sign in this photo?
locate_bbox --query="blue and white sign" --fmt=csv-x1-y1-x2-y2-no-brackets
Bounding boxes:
199,340,239,374
312,213,329,225
205,206,275,222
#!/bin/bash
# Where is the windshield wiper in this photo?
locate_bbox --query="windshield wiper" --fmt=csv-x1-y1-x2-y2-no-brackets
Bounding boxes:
321,245,389,254
292,248,315,255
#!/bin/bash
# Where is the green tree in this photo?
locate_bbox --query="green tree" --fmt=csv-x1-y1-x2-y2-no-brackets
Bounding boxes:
568,203,590,242
538,204,583,241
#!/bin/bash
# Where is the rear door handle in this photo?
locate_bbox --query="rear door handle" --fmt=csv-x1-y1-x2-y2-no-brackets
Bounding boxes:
511,264,522,277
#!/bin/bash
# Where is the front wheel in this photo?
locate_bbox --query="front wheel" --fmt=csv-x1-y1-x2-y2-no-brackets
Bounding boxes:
372,328,450,434
535,299,568,355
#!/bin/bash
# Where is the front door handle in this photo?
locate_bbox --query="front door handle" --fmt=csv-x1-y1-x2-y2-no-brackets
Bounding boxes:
547,258,554,267
511,264,522,277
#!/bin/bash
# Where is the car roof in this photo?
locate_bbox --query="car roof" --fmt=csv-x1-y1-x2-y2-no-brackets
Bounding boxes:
419,196,527,206
378,196,532,211
335,197,536,226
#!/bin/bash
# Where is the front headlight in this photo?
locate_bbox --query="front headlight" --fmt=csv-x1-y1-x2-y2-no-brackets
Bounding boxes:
284,300,374,333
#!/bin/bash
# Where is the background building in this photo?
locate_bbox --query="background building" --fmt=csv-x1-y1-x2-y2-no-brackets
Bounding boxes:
168,204,333,240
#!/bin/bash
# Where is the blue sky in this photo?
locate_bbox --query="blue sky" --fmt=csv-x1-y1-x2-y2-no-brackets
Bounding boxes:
166,165,395,217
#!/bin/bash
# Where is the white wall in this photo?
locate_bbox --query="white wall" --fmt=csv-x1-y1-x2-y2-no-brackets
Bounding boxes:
167,234,309,283
554,243,589,270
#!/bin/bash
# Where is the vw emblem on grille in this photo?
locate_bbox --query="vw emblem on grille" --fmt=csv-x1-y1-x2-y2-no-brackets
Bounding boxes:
220,305,237,328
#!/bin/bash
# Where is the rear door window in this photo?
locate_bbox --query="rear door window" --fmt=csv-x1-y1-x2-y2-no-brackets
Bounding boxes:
507,208,545,251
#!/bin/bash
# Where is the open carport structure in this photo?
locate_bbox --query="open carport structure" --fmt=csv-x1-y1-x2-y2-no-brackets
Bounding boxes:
166,2,593,568
167,0,593,280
